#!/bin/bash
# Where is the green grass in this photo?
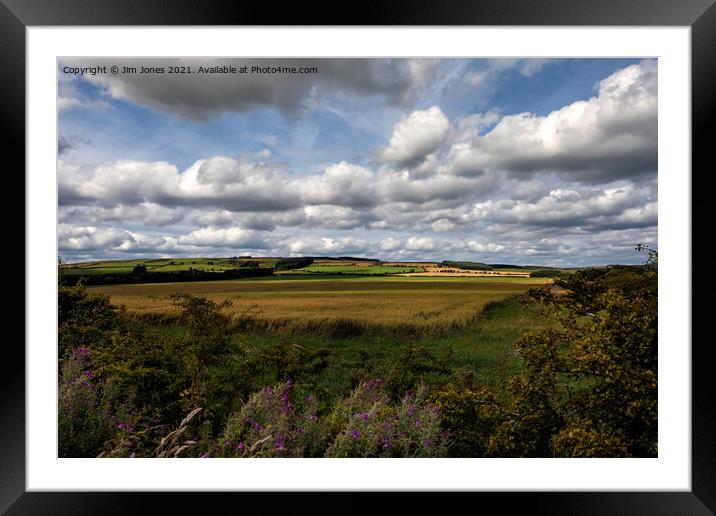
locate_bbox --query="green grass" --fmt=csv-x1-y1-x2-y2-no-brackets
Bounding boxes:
151,295,554,398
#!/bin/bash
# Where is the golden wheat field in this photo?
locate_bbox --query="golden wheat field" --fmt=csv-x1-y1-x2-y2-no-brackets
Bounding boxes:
89,276,550,334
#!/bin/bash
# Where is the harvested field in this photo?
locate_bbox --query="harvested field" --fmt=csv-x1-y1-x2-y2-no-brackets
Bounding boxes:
397,265,530,277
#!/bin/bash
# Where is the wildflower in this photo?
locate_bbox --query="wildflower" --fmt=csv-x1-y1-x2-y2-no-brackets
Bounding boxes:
275,434,286,451
307,394,315,402
414,419,422,427
236,442,244,450
381,435,395,449
83,370,94,379
359,412,369,421
365,379,381,390
351,429,360,440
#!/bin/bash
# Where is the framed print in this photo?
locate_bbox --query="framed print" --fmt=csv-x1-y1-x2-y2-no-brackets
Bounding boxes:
4,0,712,513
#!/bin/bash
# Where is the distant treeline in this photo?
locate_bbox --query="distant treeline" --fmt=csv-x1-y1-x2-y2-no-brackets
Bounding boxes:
529,269,565,278
62,267,273,286
274,257,314,271
441,260,493,271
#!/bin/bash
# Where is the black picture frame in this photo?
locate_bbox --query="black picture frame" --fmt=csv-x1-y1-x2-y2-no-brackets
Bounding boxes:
3,0,710,513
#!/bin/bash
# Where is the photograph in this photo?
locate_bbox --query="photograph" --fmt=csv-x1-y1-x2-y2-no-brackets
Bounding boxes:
56,56,658,459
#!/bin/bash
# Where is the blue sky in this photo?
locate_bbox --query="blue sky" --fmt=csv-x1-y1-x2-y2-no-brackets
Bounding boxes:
58,58,657,266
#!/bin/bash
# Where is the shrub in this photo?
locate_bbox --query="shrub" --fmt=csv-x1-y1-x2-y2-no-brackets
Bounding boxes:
431,384,499,457
58,285,123,359
489,265,657,457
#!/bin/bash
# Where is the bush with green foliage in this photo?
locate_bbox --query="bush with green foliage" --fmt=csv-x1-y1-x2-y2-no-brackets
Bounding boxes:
487,264,657,457
431,384,499,457
58,284,125,359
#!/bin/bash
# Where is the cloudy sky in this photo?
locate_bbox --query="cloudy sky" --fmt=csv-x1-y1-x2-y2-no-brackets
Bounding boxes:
58,58,657,266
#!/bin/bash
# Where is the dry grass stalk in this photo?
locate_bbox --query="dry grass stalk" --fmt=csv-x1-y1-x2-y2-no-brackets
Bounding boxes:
155,407,202,458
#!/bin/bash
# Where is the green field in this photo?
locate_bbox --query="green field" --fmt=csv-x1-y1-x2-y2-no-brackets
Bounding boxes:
62,257,277,275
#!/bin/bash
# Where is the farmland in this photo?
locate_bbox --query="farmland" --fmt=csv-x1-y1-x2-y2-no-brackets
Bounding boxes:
89,275,550,335
58,254,656,459
62,257,277,275
287,264,425,275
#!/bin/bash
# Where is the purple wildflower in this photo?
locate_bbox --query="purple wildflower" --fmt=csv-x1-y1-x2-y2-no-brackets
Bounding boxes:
351,429,360,440
381,435,395,449
275,434,286,451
